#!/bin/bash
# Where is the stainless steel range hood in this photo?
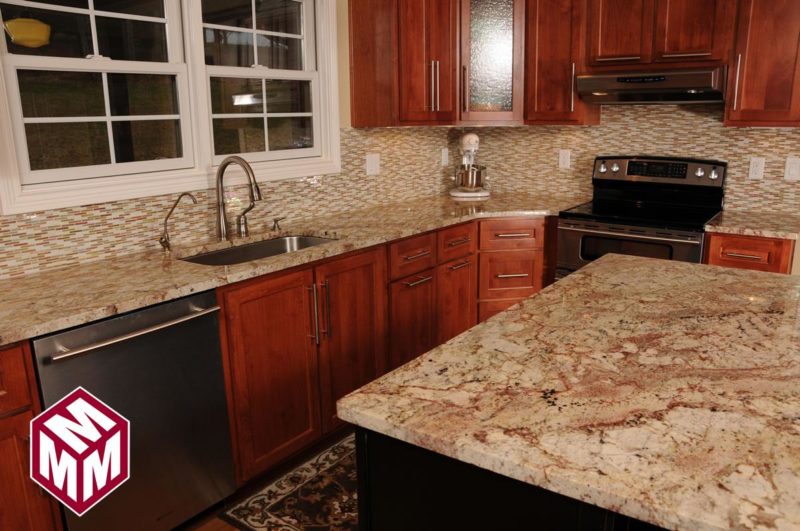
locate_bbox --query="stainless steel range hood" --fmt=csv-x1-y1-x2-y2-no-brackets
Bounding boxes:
576,68,725,104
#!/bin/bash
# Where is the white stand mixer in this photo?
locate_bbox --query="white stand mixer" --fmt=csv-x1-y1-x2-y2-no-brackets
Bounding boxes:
450,133,490,200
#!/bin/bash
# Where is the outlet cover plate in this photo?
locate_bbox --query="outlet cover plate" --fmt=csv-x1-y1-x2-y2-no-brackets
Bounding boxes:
559,149,571,170
748,157,765,181
785,156,800,182
366,153,380,176
441,148,449,167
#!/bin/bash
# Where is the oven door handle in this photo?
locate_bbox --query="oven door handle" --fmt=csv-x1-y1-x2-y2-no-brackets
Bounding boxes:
559,226,701,245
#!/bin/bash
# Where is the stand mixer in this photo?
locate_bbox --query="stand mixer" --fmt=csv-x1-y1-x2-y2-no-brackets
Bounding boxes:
450,133,490,200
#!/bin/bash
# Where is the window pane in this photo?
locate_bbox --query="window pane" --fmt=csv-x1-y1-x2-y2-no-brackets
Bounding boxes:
265,80,310,113
0,4,92,58
213,118,265,155
210,78,263,114
112,120,182,162
202,0,252,28
94,0,164,18
96,17,168,62
268,117,311,150
26,122,110,170
18,70,104,118
257,35,302,70
205,28,253,66
256,0,301,34
108,74,178,116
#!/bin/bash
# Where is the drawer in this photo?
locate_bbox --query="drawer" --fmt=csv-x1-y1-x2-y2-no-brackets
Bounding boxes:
438,222,477,264
478,299,523,322
0,343,33,417
479,218,544,251
706,234,794,274
389,232,437,280
479,251,543,300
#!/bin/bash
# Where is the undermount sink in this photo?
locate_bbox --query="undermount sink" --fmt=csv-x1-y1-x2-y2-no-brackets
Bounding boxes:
181,236,336,266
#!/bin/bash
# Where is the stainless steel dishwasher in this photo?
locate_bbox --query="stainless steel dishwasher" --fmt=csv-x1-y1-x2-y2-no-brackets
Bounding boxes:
32,291,236,531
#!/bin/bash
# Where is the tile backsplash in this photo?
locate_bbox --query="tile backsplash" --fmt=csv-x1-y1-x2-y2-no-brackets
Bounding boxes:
1,104,798,279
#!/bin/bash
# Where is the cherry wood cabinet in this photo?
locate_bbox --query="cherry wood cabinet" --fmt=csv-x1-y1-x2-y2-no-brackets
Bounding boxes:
437,256,478,344
525,0,599,125
389,270,438,369
587,0,655,66
704,233,795,274
388,232,438,280
437,222,477,264
653,0,736,63
479,251,544,300
316,249,388,433
725,0,800,127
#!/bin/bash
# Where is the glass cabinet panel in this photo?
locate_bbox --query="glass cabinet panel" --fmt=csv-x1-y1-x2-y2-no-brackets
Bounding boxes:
468,0,514,112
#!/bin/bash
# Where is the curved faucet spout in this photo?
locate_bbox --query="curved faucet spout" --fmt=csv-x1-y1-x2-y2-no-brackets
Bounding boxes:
215,156,263,241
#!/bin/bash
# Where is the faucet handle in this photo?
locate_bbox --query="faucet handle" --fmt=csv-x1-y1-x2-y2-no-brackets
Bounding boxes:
272,217,286,231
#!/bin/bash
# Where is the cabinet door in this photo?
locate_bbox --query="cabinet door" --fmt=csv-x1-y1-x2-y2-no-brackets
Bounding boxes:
0,412,60,531
479,251,544,300
726,0,800,126
389,271,437,369
437,257,478,344
460,0,525,123
587,0,655,66
526,0,598,124
653,0,735,62
218,269,322,482
705,234,794,274
428,0,458,121
316,249,388,432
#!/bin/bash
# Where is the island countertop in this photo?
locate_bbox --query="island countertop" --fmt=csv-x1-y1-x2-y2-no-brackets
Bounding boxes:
337,255,800,531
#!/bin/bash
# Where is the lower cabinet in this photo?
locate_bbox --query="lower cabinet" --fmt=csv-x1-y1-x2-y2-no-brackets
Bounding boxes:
436,256,478,344
389,270,438,369
704,233,795,274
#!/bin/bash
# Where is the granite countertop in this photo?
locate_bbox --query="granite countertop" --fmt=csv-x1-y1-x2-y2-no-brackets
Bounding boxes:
0,193,586,346
338,255,800,531
706,211,800,241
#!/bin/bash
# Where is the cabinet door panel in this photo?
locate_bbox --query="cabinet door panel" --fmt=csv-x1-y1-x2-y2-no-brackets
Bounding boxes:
389,271,437,369
219,269,322,482
479,251,544,300
588,0,655,65
437,257,478,344
653,0,735,62
316,249,388,432
0,343,33,417
438,222,477,264
398,0,430,122
428,0,458,120
705,234,794,274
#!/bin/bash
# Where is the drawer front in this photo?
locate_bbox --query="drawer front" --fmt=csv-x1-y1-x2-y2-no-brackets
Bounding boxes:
0,344,32,417
479,218,543,251
438,222,477,264
478,299,523,323
706,234,794,274
479,251,544,300
389,233,438,280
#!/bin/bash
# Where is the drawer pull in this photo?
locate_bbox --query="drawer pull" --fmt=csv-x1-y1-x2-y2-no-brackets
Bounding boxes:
496,273,529,279
723,251,764,261
447,237,471,247
495,233,531,238
404,250,431,261
449,261,471,271
405,275,433,288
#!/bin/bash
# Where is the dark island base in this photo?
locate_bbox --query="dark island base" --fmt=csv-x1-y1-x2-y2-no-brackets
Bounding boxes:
356,428,665,531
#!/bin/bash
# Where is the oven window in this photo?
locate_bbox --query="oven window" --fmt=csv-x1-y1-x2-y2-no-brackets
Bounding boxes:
580,235,673,261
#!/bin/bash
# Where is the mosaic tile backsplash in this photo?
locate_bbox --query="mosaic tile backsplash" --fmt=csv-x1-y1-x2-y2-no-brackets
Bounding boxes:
1,105,798,279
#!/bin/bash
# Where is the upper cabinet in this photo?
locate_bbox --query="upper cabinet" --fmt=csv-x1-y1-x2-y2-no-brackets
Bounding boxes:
460,0,526,123
587,0,655,66
652,0,736,63
725,0,800,127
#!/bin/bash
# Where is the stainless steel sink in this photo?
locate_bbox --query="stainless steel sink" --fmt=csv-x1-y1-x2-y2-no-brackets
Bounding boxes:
181,236,336,266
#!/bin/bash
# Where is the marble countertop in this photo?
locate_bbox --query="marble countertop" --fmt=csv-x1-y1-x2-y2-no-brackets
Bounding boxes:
0,193,585,346
706,211,800,240
338,255,800,531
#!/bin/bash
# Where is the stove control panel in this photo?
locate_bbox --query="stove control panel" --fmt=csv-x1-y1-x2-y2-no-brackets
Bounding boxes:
593,156,726,187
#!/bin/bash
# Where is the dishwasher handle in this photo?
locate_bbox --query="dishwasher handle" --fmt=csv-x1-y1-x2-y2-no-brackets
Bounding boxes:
50,305,220,363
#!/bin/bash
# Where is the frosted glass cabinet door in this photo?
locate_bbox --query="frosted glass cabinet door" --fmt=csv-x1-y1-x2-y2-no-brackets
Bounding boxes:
460,0,525,123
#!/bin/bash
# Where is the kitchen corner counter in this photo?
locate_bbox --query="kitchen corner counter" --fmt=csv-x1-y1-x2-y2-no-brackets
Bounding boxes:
337,255,800,531
0,193,585,346
705,210,800,240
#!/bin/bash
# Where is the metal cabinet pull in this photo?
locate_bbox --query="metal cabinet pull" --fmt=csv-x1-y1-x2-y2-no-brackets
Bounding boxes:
405,275,433,288
495,233,531,238
430,61,436,112
322,279,332,338
308,285,320,345
462,65,468,113
662,52,712,58
404,250,431,261
435,60,441,111
449,261,471,271
447,237,471,247
723,251,764,261
496,273,529,279
570,62,576,113
596,56,641,62
733,53,742,111
50,306,220,362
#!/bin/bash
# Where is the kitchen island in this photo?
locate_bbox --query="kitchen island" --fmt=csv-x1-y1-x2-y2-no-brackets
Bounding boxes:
337,255,800,530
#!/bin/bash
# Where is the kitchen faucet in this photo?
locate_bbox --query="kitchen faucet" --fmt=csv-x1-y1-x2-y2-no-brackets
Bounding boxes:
159,192,197,252
215,156,263,241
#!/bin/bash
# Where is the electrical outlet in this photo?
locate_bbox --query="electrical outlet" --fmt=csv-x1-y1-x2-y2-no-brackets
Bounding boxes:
748,157,765,181
784,156,800,182
558,149,571,170
366,153,380,176
441,148,449,167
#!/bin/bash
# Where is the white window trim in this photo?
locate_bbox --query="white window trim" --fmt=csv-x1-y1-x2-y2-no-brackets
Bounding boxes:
0,0,340,215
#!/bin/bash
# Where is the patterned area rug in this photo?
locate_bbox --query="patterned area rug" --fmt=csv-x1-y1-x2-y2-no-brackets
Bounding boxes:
221,435,358,530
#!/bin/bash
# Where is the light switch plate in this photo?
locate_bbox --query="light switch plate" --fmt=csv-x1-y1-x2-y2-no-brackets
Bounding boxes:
748,157,765,181
558,149,571,170
784,156,800,182
366,153,380,176
441,148,449,167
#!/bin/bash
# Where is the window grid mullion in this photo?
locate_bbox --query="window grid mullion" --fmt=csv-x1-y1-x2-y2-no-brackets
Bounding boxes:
0,0,167,23
262,78,269,152
251,0,259,67
101,72,116,164
87,0,101,57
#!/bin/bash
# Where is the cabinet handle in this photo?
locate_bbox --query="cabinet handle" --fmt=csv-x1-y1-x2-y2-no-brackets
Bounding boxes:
447,237,471,247
733,53,742,111
495,232,531,238
462,65,468,113
308,285,320,345
723,251,764,261
322,279,332,338
449,260,471,271
595,56,641,62
661,52,712,58
496,273,529,279
404,250,431,261
435,60,441,112
570,62,576,113
430,61,436,112
405,275,433,288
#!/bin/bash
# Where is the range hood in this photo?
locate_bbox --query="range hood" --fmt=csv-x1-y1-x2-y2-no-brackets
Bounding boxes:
576,68,725,104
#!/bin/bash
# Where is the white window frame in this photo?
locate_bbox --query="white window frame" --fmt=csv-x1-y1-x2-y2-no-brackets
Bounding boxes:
0,0,340,215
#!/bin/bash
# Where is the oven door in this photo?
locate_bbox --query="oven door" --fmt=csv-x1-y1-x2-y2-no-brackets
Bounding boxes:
557,220,704,275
